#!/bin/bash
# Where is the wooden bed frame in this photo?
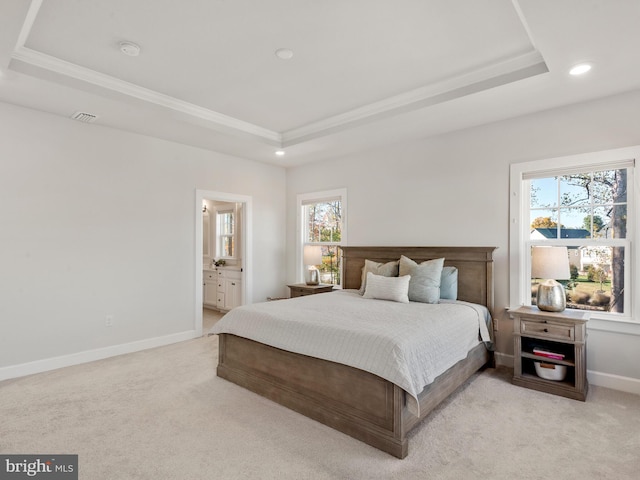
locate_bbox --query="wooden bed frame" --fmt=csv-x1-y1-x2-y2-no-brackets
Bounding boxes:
216,246,496,458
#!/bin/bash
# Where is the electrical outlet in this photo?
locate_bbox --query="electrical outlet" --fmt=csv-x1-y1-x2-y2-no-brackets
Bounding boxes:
105,315,114,327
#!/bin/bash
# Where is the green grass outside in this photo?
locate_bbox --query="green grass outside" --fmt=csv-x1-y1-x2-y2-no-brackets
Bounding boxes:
566,275,611,295
533,277,611,294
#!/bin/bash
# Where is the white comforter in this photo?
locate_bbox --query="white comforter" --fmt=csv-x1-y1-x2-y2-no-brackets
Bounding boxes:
210,290,492,415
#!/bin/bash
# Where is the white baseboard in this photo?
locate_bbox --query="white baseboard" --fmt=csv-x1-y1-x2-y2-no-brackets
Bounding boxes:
494,352,514,368
586,370,640,395
493,352,640,395
0,330,199,382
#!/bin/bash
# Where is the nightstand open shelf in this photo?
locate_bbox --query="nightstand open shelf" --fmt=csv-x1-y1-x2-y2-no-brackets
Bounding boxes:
521,352,575,368
520,337,575,366
519,357,577,389
511,306,589,401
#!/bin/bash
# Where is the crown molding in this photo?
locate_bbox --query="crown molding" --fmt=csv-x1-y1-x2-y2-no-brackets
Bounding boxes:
15,0,41,48
11,46,282,145
281,50,548,146
10,43,547,150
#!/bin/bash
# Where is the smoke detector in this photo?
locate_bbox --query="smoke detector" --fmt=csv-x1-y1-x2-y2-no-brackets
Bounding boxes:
119,41,141,57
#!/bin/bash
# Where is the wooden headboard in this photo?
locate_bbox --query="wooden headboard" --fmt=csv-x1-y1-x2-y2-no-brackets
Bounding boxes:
341,246,496,314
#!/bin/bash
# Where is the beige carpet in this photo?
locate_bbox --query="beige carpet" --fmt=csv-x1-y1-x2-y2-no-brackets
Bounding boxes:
2,332,639,480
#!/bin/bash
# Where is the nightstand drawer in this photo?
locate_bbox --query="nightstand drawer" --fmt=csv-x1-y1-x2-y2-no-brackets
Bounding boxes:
287,284,334,298
290,288,312,297
521,319,575,341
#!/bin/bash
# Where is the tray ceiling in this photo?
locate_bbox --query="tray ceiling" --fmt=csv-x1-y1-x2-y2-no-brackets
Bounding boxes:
1,0,639,166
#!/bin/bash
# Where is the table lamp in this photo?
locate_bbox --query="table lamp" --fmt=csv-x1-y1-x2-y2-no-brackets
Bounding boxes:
531,246,571,312
303,245,322,285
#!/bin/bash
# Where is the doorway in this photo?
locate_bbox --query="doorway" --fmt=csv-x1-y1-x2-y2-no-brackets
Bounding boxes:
194,189,252,336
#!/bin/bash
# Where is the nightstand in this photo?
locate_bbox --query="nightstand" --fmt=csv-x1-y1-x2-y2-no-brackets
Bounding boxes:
287,283,334,298
511,306,589,401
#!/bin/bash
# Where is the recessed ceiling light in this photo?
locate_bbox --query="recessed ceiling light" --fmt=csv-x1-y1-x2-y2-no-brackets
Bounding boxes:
119,41,141,57
569,63,592,76
275,48,294,60
275,150,286,156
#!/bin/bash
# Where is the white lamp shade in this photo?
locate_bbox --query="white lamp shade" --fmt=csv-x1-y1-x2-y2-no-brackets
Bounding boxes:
531,246,570,280
303,245,322,266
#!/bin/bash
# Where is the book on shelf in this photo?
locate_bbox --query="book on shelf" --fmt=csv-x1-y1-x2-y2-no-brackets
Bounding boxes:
532,347,565,360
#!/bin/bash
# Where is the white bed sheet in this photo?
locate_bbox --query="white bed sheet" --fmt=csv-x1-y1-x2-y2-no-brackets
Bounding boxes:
210,290,492,415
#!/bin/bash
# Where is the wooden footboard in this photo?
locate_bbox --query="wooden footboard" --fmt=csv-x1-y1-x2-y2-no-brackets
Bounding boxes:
217,333,489,458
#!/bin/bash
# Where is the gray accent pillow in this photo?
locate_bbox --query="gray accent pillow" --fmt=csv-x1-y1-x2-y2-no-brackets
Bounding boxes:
359,259,399,294
440,266,458,300
363,272,410,303
398,255,445,303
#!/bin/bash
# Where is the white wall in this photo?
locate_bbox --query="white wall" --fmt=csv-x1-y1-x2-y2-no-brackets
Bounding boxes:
0,102,286,375
286,88,640,393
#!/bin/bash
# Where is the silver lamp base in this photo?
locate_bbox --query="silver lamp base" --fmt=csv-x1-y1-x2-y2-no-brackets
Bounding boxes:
536,279,566,312
305,268,319,286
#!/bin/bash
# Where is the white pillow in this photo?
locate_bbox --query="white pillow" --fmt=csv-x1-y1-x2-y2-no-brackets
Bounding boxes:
398,256,444,303
359,259,400,294
363,272,410,303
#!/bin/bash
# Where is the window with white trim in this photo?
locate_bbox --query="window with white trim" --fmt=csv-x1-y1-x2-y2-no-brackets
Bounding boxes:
510,150,635,321
216,209,235,258
298,189,347,287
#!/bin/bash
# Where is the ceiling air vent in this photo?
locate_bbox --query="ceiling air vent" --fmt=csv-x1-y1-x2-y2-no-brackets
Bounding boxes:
70,111,98,123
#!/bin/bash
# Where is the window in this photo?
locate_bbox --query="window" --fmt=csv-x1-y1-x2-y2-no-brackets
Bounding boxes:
510,148,635,322
529,170,629,314
298,189,347,287
217,210,234,258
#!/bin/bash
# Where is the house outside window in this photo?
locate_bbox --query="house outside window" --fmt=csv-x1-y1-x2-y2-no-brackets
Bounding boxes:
510,147,635,323
297,189,347,287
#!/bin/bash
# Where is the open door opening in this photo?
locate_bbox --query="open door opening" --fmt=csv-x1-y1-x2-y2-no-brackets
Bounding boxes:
195,190,252,337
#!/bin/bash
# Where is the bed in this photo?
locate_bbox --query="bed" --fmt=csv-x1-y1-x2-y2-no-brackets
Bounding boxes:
211,246,496,458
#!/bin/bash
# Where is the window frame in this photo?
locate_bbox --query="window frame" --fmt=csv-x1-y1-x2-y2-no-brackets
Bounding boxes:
216,207,235,259
297,188,347,287
510,146,637,331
